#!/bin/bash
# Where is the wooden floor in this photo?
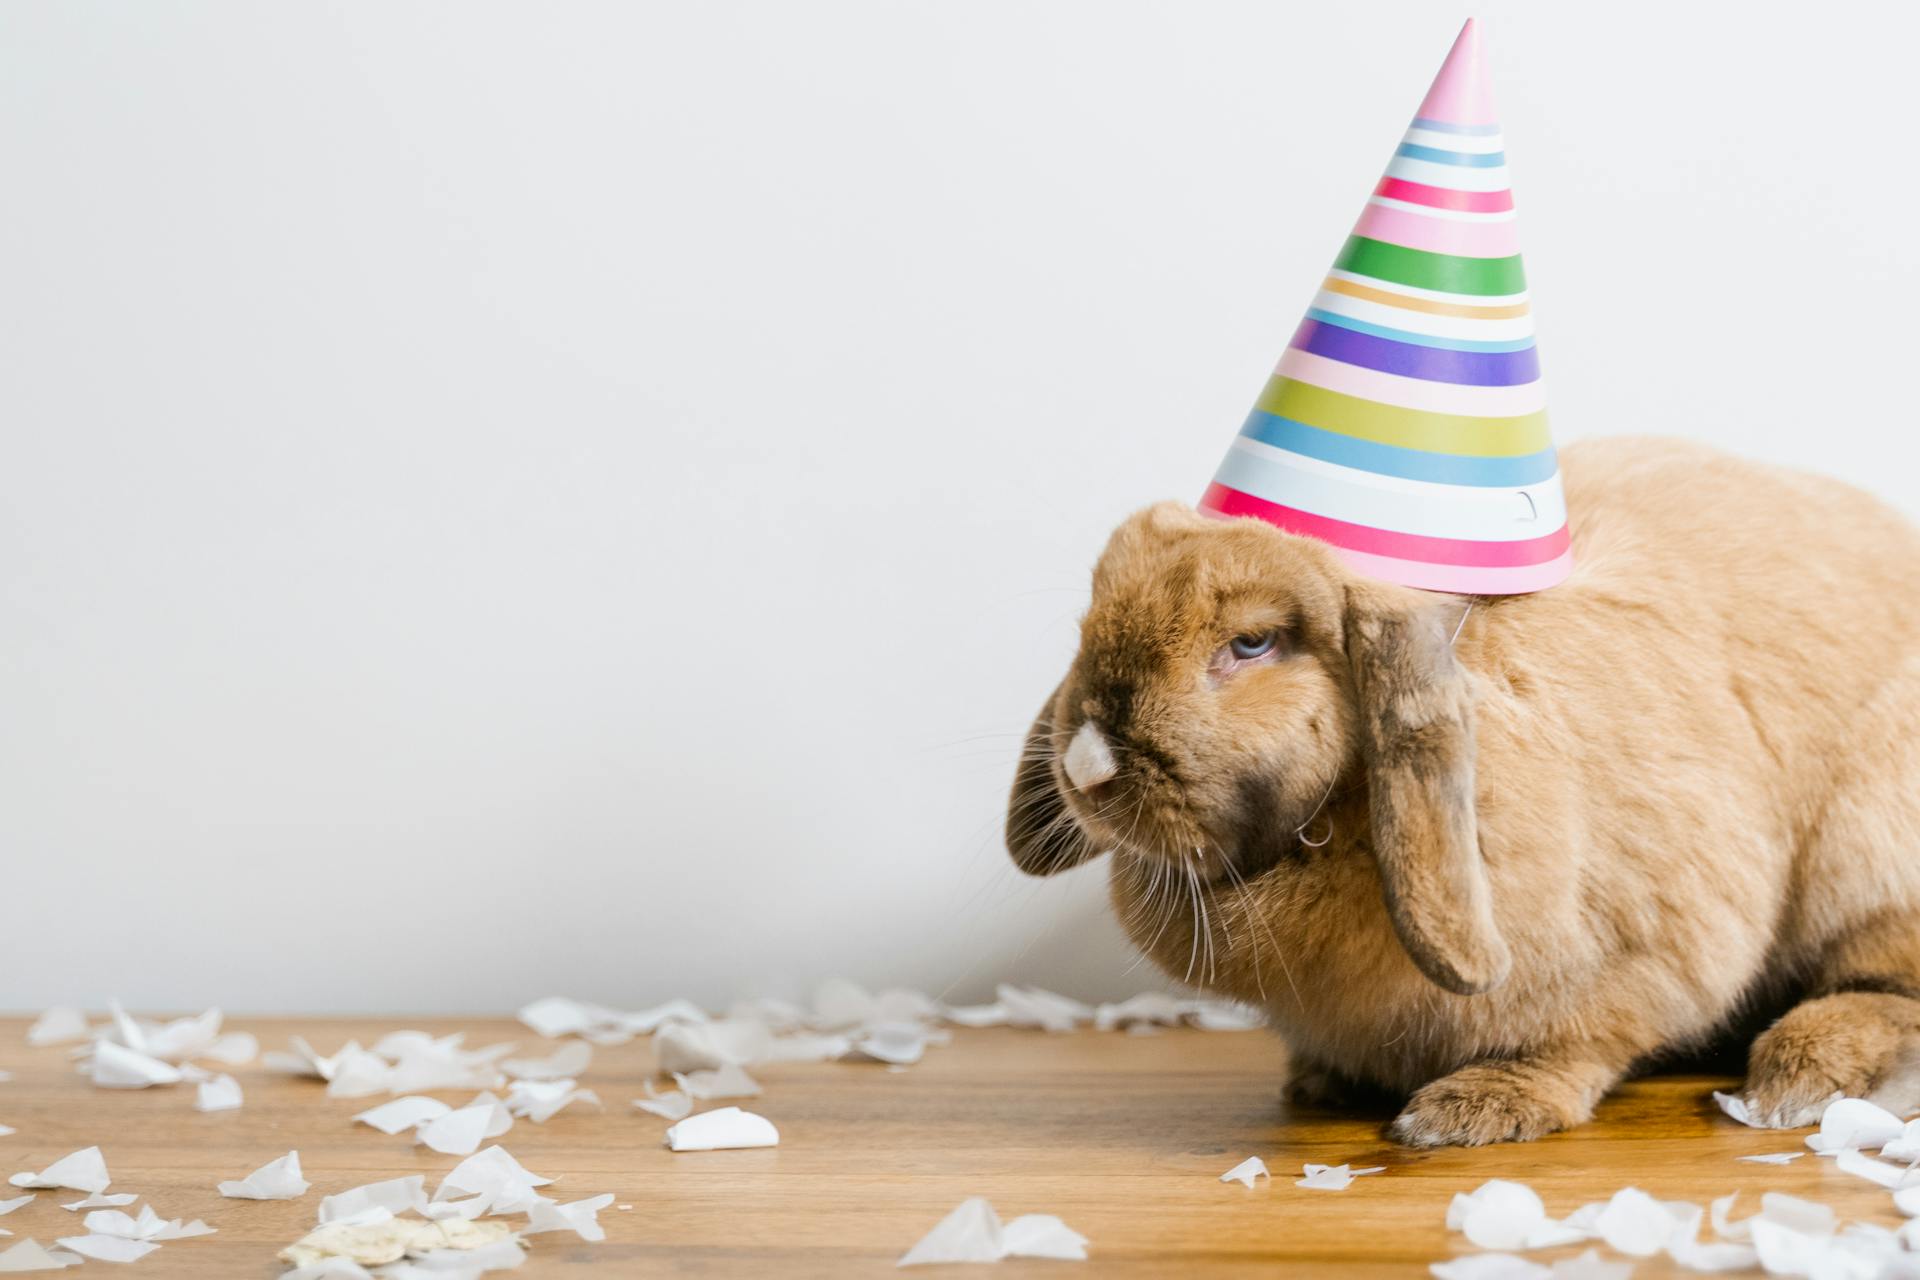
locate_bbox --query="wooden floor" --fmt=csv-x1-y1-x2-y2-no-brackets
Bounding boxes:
0,1017,1895,1276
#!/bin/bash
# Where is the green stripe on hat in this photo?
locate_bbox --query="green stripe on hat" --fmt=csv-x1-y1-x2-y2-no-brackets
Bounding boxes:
1331,236,1527,297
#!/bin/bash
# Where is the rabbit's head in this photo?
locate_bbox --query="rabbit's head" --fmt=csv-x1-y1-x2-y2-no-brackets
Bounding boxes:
1006,501,1509,996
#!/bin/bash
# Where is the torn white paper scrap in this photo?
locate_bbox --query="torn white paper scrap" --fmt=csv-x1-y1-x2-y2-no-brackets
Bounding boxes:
1758,1192,1835,1237
940,1003,1008,1029
379,1034,511,1097
1428,1256,1549,1280
1664,1204,1756,1275
517,997,614,1038
318,1176,429,1227
1001,1215,1088,1261
1186,1001,1264,1031
52,1234,157,1263
428,1147,552,1220
218,1150,309,1200
1711,1091,1760,1128
652,1020,771,1074
10,1149,110,1195
1835,1146,1919,1189
1735,1152,1802,1165
994,985,1091,1033
1295,1163,1383,1191
811,979,878,1031
676,1064,761,1101
1219,1157,1268,1188
1881,1117,1920,1162
58,1194,135,1211
416,1095,513,1157
0,1201,27,1219
664,1107,778,1152
523,1194,615,1242
845,1023,929,1067
1092,993,1185,1031
204,1031,259,1066
355,1097,451,1136
82,1205,214,1241
0,1239,83,1272
894,1197,1090,1265
755,1032,853,1064
899,1198,1004,1266
195,1074,243,1113
1806,1096,1903,1153
1447,1181,1550,1250
1591,1188,1674,1257
506,1078,602,1124
88,1039,184,1089
500,1041,591,1082
517,996,707,1043
25,1008,89,1048
632,1085,693,1122
1548,1251,1632,1280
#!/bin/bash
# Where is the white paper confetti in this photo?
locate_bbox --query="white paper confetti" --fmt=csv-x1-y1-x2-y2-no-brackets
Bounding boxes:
25,1009,89,1048
416,1094,513,1157
87,1039,183,1089
1735,1152,1802,1165
58,1194,134,1211
500,1041,592,1081
51,1234,156,1263
0,1201,28,1219
218,1150,309,1200
898,1197,1088,1266
664,1106,779,1152
355,1097,452,1136
195,1074,243,1113
1805,1097,1903,1154
1428,1255,1548,1280
504,1078,602,1124
427,1147,552,1220
676,1064,761,1101
632,1084,694,1122
9,1150,109,1195
1219,1157,1268,1188
1295,1163,1384,1191
317,1176,430,1226
0,1239,83,1272
523,1193,616,1242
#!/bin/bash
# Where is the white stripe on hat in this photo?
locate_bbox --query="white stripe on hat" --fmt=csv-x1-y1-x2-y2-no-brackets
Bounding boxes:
1219,437,1566,543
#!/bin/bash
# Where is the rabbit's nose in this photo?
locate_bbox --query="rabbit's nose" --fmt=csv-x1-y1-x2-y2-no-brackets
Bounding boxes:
1063,722,1119,792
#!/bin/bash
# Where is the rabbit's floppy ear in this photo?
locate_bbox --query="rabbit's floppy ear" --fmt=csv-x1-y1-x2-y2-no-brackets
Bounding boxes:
1006,688,1101,877
1345,587,1511,996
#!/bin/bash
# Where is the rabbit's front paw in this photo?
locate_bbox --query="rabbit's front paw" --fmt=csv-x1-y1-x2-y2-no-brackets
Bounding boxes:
1745,992,1920,1127
1390,1057,1608,1148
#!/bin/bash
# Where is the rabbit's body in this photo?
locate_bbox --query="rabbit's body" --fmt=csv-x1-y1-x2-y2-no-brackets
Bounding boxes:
1009,436,1920,1144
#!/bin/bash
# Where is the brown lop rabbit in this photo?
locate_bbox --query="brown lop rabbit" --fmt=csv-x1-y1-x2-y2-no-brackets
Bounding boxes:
1005,436,1920,1146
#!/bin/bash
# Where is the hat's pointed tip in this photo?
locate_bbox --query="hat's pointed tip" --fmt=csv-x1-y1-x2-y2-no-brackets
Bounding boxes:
1416,16,1498,127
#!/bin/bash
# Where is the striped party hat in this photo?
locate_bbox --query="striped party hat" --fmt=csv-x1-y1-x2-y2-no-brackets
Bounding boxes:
1200,18,1569,595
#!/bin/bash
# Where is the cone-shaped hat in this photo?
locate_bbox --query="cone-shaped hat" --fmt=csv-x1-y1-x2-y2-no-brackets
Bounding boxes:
1199,19,1570,594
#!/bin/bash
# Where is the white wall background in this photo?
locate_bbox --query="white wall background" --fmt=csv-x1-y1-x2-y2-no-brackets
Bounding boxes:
3,1,1915,1014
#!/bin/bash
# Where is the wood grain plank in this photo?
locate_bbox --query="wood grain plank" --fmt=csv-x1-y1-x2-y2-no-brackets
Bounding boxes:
0,1018,1890,1276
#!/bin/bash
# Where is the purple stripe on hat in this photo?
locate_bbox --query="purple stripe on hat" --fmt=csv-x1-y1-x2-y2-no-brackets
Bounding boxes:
1290,318,1540,387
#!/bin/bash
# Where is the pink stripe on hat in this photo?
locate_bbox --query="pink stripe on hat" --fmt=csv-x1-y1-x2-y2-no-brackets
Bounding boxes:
1414,19,1499,127
1353,201,1522,259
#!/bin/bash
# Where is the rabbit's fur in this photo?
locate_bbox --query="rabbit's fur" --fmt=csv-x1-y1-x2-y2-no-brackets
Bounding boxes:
1007,436,1920,1146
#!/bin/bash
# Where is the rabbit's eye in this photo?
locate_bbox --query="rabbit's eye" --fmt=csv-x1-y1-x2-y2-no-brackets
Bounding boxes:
1229,631,1278,660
